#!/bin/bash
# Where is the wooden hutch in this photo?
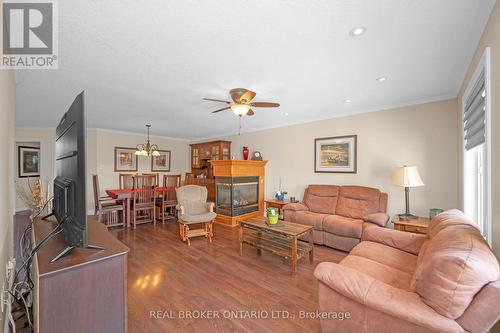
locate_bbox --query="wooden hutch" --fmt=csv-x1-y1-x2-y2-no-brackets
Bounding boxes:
187,140,231,201
189,140,231,177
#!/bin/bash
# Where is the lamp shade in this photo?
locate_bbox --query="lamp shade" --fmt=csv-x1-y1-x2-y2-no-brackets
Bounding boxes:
230,104,250,116
392,166,424,188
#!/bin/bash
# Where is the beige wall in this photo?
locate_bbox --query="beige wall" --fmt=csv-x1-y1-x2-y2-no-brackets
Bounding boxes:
14,128,190,213
0,69,16,324
457,5,500,332
458,1,500,258
209,99,459,218
15,128,56,211
92,129,190,211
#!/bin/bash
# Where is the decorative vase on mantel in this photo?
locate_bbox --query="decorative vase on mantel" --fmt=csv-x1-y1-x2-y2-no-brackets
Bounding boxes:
242,146,249,160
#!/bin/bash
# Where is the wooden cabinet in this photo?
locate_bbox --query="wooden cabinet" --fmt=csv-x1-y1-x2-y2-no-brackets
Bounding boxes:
189,140,231,177
32,217,128,333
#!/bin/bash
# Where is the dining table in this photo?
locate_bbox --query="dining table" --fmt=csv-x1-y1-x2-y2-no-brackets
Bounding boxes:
106,186,175,228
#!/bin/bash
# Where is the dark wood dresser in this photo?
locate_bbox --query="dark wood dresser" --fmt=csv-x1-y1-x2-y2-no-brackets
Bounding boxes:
32,217,129,333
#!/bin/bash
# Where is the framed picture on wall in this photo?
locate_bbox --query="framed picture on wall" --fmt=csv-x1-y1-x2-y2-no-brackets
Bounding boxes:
114,147,138,172
18,146,40,178
151,150,171,172
314,135,357,173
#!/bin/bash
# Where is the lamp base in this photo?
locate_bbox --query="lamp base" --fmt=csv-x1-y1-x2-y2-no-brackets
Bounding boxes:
398,213,418,220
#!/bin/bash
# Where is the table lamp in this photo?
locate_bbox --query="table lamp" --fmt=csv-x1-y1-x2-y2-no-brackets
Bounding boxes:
392,165,424,220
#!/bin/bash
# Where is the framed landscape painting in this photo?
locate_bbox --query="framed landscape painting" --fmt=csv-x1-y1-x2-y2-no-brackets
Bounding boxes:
151,150,171,172
18,146,40,178
114,147,138,172
314,135,357,173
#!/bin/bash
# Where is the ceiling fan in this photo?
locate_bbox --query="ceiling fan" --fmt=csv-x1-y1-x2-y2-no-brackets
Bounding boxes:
203,88,280,117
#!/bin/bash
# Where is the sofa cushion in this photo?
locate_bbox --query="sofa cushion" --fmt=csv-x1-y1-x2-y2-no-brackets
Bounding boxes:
350,241,418,275
291,211,327,231
323,214,363,239
415,222,500,319
340,255,412,290
336,186,381,219
324,233,360,252
303,185,339,215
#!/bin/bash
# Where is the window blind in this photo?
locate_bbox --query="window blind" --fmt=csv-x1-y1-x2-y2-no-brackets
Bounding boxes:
463,71,486,150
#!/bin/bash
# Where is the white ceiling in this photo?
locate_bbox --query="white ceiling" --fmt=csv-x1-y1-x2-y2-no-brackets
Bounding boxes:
14,0,495,140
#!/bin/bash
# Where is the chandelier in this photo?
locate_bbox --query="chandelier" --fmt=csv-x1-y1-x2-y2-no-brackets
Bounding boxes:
135,124,160,156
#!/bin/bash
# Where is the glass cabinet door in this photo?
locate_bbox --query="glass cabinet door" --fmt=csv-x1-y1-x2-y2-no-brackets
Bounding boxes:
212,145,220,160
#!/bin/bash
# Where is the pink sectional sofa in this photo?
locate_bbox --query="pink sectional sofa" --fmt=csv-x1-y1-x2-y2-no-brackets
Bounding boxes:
282,185,389,252
314,210,500,333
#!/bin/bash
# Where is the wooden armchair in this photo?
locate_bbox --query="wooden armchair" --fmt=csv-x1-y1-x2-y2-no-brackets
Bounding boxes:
131,175,156,229
175,185,216,245
155,174,181,224
93,175,125,227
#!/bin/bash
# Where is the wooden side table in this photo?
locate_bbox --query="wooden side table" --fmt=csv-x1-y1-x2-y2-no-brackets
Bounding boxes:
264,199,291,220
392,215,430,234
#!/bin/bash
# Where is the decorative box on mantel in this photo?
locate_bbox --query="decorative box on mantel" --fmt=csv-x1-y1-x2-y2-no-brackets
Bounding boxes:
209,160,267,227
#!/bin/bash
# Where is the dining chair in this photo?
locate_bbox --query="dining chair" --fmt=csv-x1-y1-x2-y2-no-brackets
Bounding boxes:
119,173,136,189
142,172,159,186
155,174,181,223
184,173,194,185
131,175,156,229
93,174,125,227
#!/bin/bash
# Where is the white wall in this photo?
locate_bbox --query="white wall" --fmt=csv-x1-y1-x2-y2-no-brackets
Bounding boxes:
0,69,16,326
209,99,459,218
14,128,190,213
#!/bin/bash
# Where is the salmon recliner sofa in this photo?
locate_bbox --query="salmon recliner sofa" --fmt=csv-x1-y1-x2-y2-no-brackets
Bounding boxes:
282,185,389,252
314,210,500,333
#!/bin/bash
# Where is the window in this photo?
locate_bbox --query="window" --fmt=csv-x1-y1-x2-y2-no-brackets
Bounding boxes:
462,48,491,244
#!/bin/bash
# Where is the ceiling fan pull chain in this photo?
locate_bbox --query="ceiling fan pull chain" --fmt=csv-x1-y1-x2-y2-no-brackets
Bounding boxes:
238,115,242,135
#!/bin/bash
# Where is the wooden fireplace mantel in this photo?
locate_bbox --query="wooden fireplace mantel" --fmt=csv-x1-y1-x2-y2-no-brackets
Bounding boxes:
210,160,267,227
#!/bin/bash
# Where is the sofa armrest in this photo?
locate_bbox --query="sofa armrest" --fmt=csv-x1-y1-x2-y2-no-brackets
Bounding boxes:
314,262,462,332
362,223,427,255
363,212,389,227
282,202,309,212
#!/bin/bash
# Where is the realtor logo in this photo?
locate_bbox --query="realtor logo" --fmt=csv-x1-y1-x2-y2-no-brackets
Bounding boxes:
1,0,58,69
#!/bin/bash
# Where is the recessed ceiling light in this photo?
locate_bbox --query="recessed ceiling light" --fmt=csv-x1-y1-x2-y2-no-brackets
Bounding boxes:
284,112,289,116
344,99,352,103
376,77,387,82
349,27,366,37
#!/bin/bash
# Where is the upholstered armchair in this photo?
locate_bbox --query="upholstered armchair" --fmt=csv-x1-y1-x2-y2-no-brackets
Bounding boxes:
175,185,216,245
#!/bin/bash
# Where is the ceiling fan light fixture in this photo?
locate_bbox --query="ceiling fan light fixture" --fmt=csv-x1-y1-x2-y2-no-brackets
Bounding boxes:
231,103,251,116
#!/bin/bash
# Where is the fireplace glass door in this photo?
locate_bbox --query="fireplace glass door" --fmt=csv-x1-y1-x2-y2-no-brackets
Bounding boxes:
216,177,259,217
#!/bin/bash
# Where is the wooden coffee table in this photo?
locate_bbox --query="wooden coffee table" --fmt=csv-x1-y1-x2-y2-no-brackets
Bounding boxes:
239,217,314,274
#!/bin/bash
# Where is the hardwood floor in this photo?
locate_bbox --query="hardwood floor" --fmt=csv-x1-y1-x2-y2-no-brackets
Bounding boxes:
110,221,347,333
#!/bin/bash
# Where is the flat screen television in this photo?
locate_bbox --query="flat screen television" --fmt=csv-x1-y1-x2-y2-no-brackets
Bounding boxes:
50,91,103,262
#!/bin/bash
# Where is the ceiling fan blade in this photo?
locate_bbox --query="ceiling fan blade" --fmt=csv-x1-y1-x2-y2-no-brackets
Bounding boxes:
247,109,255,116
250,102,280,108
211,106,231,113
203,98,231,104
240,90,256,103
230,88,248,103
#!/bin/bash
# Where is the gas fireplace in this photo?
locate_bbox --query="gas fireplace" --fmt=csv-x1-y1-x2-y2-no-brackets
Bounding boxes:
215,176,259,217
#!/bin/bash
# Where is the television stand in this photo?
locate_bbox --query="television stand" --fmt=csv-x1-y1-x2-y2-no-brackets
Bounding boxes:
32,217,128,332
50,243,105,263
